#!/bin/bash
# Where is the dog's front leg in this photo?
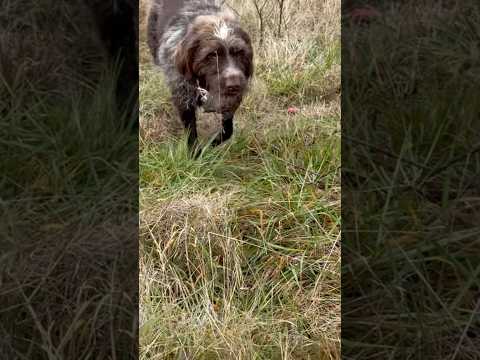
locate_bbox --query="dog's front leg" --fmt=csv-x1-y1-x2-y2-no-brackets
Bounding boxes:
212,113,234,146
179,107,200,156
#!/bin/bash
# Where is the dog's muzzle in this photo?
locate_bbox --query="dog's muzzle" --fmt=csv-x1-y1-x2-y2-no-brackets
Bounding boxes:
196,82,243,114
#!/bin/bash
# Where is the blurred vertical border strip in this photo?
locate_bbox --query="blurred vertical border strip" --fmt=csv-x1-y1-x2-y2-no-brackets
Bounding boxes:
342,0,480,358
0,0,139,358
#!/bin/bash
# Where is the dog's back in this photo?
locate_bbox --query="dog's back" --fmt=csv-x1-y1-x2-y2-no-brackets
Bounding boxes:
147,0,186,64
147,1,225,65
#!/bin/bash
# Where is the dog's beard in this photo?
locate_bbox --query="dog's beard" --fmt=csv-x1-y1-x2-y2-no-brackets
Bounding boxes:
198,87,243,114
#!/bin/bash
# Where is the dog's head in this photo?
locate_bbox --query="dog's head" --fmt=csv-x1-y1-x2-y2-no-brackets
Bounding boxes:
175,10,253,114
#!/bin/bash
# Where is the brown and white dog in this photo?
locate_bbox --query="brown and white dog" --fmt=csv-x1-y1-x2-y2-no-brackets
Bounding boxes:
147,0,253,152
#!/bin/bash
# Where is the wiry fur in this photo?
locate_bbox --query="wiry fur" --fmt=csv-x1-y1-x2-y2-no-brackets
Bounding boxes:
147,0,253,153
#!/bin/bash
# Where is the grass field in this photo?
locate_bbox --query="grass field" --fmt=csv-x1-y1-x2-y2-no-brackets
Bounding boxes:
139,0,341,358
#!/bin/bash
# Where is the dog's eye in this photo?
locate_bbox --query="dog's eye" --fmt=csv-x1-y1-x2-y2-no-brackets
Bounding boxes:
231,48,245,56
206,51,217,60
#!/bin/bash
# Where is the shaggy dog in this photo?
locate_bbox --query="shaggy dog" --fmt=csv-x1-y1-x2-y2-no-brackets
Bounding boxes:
147,0,253,151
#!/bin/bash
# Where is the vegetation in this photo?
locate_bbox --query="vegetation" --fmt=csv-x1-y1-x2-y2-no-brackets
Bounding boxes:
139,0,341,358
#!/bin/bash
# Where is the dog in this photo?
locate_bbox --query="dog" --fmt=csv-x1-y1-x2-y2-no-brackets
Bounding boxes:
147,0,253,152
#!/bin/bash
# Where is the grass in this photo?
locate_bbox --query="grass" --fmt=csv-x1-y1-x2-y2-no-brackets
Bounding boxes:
342,1,480,358
139,0,340,358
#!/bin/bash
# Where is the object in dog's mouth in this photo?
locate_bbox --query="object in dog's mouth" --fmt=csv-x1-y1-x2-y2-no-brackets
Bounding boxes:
197,85,217,113
197,85,208,103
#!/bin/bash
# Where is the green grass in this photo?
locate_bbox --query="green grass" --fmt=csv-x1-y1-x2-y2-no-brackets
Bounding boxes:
260,41,340,103
140,119,340,359
139,0,341,358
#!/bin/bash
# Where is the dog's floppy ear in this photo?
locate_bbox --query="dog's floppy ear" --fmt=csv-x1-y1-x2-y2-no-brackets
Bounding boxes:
235,27,254,79
175,36,196,80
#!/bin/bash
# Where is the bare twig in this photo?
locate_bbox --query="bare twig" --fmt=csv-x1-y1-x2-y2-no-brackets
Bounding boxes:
252,0,270,45
276,0,285,37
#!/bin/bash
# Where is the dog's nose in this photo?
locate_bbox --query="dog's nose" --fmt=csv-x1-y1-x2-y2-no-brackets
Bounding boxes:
223,68,244,94
225,74,242,88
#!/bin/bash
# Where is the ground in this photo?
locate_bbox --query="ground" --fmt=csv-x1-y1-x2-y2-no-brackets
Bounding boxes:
139,0,341,358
